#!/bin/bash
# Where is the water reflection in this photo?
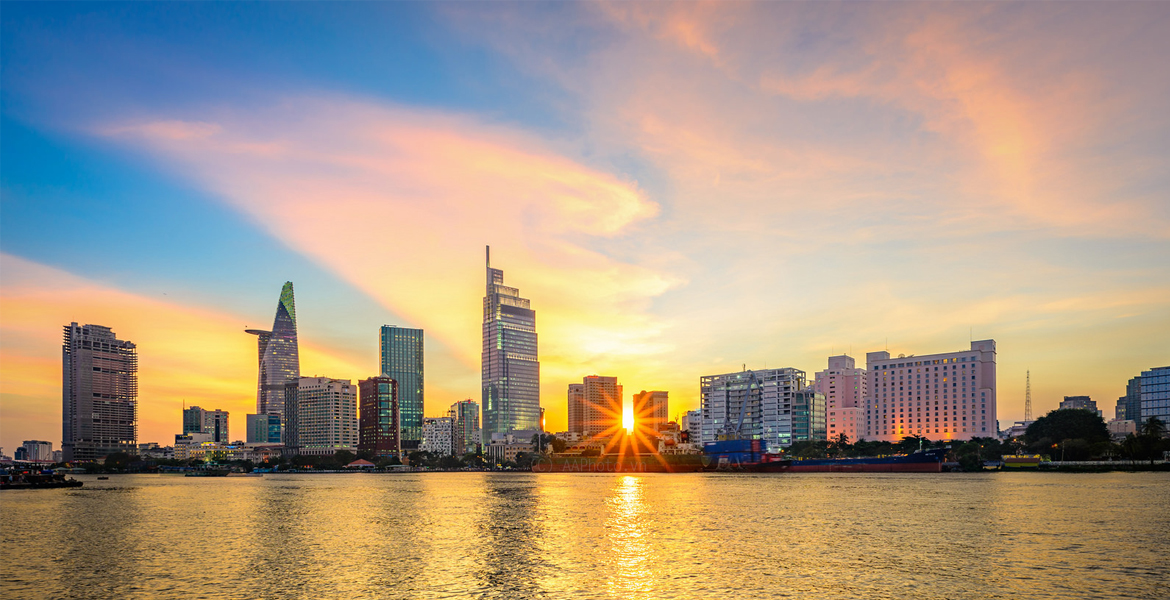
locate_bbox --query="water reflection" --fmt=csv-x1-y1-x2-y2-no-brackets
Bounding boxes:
474,474,549,598
604,476,653,599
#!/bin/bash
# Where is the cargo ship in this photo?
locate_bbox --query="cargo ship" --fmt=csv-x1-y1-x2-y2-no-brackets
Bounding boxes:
531,453,706,473
704,439,948,473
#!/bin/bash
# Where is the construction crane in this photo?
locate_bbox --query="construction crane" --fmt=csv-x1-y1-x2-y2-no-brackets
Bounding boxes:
718,371,759,441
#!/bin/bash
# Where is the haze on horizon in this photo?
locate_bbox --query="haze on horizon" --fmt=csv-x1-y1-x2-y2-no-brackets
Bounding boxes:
2,2,1168,452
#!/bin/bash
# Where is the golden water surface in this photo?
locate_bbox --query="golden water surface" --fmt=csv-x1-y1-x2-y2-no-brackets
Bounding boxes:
2,472,1167,599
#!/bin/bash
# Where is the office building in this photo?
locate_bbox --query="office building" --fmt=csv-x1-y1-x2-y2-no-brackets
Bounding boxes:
246,413,282,444
864,340,997,441
1119,376,1143,422
245,282,299,440
182,406,230,443
282,381,300,454
813,355,867,443
1059,395,1101,417
567,376,623,438
380,326,424,451
791,390,827,443
62,323,138,462
449,399,481,456
359,376,400,458
1140,366,1170,428
421,417,454,455
632,390,669,432
296,377,357,456
681,409,702,443
700,368,806,449
21,440,54,462
482,246,541,441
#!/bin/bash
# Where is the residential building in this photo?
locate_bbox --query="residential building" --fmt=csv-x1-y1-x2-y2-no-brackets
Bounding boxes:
21,440,53,462
1119,376,1143,422
791,390,827,443
568,376,623,438
297,377,358,456
421,417,454,455
62,323,138,462
700,367,806,449
182,406,230,443
864,340,998,441
358,376,400,458
245,282,299,440
1059,396,1101,417
1140,366,1170,430
632,390,669,432
813,355,867,443
282,380,300,454
680,409,702,443
246,413,282,444
380,325,424,451
482,246,541,441
1107,419,1137,441
448,399,481,456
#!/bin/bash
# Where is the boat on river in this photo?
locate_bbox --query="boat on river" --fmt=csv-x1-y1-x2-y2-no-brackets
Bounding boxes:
704,439,948,473
1,470,84,490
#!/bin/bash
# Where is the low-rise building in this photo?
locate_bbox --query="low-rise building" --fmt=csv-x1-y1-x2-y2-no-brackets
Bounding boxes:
486,432,537,464
1107,419,1137,441
1059,396,1101,417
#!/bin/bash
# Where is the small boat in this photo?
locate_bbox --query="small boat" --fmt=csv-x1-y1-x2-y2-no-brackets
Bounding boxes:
97,476,109,480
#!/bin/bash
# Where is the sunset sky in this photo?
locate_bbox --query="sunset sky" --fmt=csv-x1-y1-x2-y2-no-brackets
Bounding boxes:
2,2,1168,453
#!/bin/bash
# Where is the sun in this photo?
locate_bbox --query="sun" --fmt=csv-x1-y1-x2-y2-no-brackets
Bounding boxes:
622,402,635,432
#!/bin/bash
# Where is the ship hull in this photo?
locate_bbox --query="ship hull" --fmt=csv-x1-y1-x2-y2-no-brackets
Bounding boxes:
532,454,706,473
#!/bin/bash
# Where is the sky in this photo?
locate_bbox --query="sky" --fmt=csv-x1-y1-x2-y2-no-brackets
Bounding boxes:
2,2,1168,453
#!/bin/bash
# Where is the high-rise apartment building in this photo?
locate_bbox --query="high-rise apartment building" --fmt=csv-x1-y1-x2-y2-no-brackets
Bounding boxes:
813,355,867,442
700,368,806,449
182,406,230,442
62,323,138,462
864,340,997,441
448,399,481,456
681,409,702,443
421,417,454,455
380,326,423,451
1140,366,1170,427
246,282,299,439
791,390,827,443
358,376,400,458
21,440,54,462
632,390,669,432
482,247,540,440
296,377,357,456
246,413,282,444
567,376,623,438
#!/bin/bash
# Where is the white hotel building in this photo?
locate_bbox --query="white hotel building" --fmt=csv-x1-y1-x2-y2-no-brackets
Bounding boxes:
864,340,997,442
296,377,358,456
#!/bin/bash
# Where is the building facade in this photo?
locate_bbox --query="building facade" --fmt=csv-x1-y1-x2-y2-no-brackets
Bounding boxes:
863,339,997,442
681,409,702,443
1119,376,1143,422
183,406,230,443
245,282,299,440
632,390,669,432
568,376,623,438
1059,396,1101,417
380,326,424,451
296,377,358,456
21,440,54,462
813,355,867,443
791,390,827,443
62,323,138,462
700,368,806,449
421,417,454,455
245,413,281,444
1140,366,1170,428
448,399,481,456
482,246,541,441
358,376,400,458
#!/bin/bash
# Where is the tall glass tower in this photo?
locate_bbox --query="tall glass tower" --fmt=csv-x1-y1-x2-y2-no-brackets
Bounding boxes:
381,325,424,451
246,281,300,438
482,246,541,441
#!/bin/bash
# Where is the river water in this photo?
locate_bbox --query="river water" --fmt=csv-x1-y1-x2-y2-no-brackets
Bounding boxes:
2,472,1167,599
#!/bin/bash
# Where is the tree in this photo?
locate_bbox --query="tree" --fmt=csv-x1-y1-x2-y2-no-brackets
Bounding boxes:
1141,417,1166,439
1025,409,1109,447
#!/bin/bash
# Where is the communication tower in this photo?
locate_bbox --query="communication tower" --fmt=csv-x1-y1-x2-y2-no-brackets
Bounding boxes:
1024,370,1032,422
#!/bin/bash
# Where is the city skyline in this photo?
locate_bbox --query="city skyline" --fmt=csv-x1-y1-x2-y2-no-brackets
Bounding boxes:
2,3,1170,453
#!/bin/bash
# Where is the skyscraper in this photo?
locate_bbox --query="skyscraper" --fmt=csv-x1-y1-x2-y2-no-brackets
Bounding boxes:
1139,366,1170,426
632,390,669,432
182,406,230,442
246,282,299,439
359,376,400,458
1119,376,1143,422
481,246,540,441
567,376,623,438
380,326,424,451
62,323,138,462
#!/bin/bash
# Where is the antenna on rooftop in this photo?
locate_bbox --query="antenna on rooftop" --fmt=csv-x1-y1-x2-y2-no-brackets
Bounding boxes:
1025,370,1032,422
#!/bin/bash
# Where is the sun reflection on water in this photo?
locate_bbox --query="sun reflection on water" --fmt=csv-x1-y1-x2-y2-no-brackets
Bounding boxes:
605,475,653,599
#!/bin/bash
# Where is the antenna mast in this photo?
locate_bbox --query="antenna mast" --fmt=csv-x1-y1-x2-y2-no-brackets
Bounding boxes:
1024,370,1032,422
